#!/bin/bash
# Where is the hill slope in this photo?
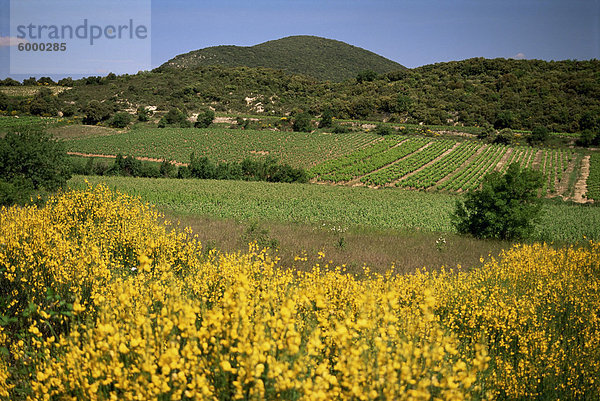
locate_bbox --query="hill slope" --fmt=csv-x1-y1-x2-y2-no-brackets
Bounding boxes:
159,35,406,82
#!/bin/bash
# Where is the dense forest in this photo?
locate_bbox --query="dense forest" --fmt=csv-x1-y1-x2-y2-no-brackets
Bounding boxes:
1,57,599,134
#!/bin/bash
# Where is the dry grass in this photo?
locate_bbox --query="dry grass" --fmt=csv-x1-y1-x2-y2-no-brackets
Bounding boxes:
164,211,513,276
48,124,121,140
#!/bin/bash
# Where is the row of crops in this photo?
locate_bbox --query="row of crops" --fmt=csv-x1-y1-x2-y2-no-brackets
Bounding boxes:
587,153,600,201
309,137,581,196
62,127,380,168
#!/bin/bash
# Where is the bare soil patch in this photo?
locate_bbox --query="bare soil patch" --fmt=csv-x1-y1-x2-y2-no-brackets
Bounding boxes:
49,124,121,140
573,155,591,203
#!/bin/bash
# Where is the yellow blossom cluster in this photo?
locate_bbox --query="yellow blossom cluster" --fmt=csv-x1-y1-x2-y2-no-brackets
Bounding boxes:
0,184,599,400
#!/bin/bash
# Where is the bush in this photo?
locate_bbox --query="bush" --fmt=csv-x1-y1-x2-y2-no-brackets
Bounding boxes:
158,108,191,128
83,100,112,125
0,127,71,204
110,112,133,128
136,106,152,122
576,129,599,147
528,126,550,145
195,109,215,128
492,128,515,145
319,109,333,128
0,178,33,206
356,70,378,83
374,124,395,136
477,124,496,142
452,163,544,240
292,112,313,132
332,124,351,134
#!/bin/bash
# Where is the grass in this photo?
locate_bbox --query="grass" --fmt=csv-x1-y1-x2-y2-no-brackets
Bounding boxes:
69,175,600,244
164,212,512,275
0,115,68,133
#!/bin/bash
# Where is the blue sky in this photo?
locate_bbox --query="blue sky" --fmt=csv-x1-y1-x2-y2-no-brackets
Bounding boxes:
1,0,599,80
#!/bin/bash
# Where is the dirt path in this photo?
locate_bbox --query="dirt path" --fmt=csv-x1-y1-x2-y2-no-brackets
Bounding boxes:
555,154,576,199
531,149,544,169
493,147,514,172
573,155,591,203
67,152,189,167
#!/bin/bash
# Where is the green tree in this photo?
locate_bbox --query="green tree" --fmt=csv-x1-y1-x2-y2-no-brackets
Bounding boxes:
83,100,112,125
136,106,152,122
158,108,191,128
110,112,133,128
195,108,215,128
0,128,71,205
292,112,312,132
356,70,378,83
452,163,544,240
528,126,550,146
374,124,395,136
319,108,333,128
493,128,515,145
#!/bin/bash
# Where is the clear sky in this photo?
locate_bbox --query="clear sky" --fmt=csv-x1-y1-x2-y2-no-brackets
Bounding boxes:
1,0,599,80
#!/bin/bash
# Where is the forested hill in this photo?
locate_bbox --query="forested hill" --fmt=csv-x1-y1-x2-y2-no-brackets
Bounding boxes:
158,35,406,82
3,58,599,134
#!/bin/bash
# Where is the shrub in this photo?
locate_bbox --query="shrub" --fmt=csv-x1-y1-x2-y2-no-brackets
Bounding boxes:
0,127,71,204
83,100,112,125
292,112,313,132
332,124,351,134
492,128,515,145
452,163,544,240
374,124,395,136
110,112,133,128
195,108,215,128
528,126,550,145
158,108,191,128
319,109,333,128
136,106,152,122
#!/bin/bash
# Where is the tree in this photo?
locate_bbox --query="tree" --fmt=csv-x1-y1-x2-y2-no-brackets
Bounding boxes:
356,70,378,83
195,108,215,128
110,112,133,128
0,127,71,205
83,100,112,125
29,87,60,116
136,106,152,122
452,163,544,240
292,112,312,132
493,128,515,145
158,108,191,128
527,126,550,146
374,124,395,136
319,109,333,128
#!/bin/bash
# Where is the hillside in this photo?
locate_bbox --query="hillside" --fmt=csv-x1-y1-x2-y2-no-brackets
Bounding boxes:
158,35,406,82
2,56,599,134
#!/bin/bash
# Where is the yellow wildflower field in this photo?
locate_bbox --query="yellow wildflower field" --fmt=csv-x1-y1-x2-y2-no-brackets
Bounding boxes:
0,184,598,400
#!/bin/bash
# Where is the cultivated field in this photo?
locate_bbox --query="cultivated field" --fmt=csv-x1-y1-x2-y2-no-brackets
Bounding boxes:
55,121,599,200
62,126,380,168
309,136,585,199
